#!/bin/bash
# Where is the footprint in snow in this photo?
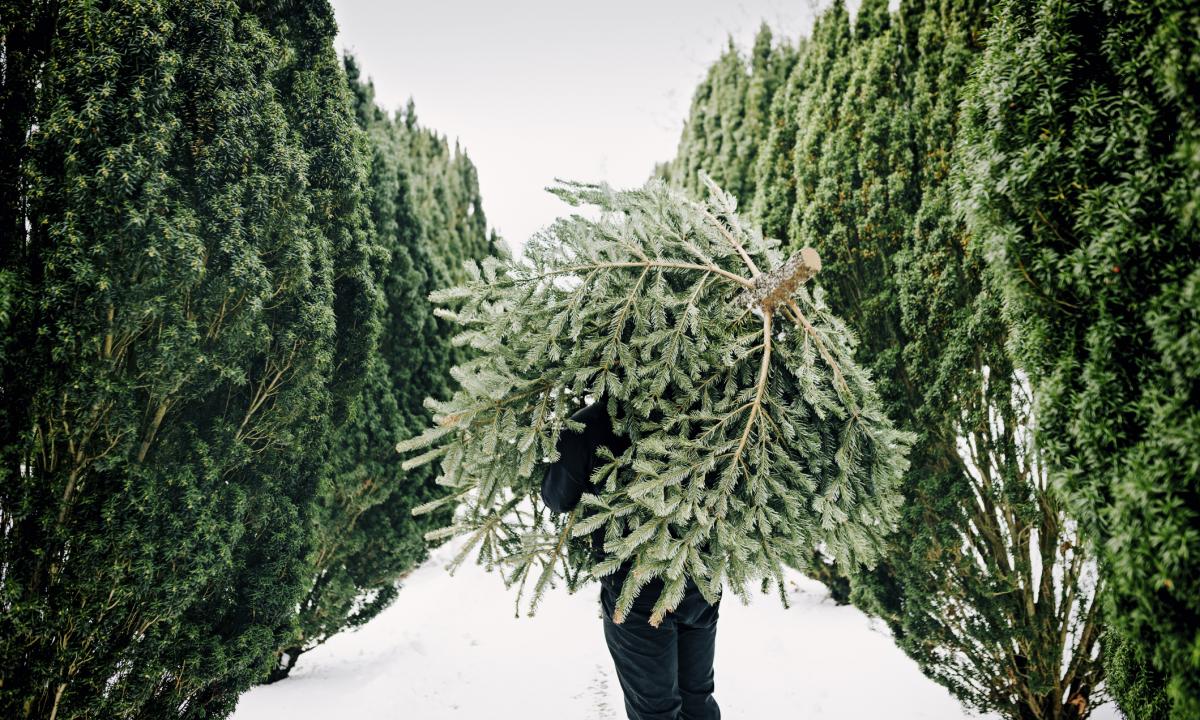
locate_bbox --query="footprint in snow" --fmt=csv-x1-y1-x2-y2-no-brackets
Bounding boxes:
589,663,616,719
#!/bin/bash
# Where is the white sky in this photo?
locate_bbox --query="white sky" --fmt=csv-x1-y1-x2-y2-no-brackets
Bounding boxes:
330,1,866,254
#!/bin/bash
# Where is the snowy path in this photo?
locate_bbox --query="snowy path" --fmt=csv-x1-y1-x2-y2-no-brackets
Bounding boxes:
232,537,1117,719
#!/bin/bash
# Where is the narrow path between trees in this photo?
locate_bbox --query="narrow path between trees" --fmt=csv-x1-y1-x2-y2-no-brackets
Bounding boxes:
232,537,1116,719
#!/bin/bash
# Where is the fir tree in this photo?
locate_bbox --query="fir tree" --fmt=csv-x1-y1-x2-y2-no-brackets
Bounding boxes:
399,176,911,627
957,0,1200,715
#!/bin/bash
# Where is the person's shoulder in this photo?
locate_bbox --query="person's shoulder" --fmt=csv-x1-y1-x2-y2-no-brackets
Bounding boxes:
553,402,597,456
573,399,633,455
571,400,609,425
575,400,626,442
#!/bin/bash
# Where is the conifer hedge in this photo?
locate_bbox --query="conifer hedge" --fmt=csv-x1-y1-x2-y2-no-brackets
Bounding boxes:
957,0,1200,715
3,0,1194,717
0,1,496,716
662,2,1108,717
659,25,798,206
273,58,500,679
0,0,369,714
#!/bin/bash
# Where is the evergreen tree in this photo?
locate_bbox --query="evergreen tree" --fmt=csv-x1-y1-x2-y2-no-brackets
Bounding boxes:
399,176,911,627
156,3,380,714
752,1,852,240
1102,630,1172,720
662,2,1106,716
661,25,798,207
271,57,500,680
0,1,375,716
740,24,797,203
866,5,1104,717
957,0,1200,715
790,0,914,422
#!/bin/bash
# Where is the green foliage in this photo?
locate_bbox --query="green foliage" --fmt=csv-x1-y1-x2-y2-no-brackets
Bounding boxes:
789,0,914,422
659,25,797,205
661,2,1107,717
752,1,851,239
271,57,500,679
0,0,375,716
957,0,1200,715
660,41,749,200
399,176,911,628
1103,630,1172,720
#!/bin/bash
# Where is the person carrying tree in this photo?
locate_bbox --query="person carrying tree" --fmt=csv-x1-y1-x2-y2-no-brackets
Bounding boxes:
398,177,911,720
542,399,721,720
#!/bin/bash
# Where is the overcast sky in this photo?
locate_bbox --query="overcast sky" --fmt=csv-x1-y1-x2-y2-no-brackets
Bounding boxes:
330,1,863,253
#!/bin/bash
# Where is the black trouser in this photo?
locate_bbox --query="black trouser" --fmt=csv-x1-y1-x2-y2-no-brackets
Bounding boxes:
599,578,721,720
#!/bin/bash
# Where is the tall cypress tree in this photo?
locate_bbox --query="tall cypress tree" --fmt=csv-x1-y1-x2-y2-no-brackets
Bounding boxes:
661,25,798,207
957,0,1200,716
789,0,915,421
661,40,749,201
272,58,500,680
661,1,1106,716
751,1,852,241
740,23,796,206
860,3,1104,717
0,1,375,716
149,3,380,714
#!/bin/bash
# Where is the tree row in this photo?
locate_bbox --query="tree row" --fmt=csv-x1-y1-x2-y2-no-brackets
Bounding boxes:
659,1,1197,718
0,2,499,717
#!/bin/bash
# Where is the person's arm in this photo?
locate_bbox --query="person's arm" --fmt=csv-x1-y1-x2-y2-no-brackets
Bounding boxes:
540,405,602,513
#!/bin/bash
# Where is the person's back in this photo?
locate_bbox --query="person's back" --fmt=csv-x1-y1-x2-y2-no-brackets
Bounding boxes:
541,400,721,720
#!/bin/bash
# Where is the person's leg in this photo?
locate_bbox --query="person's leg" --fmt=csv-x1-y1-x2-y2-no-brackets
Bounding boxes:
675,584,720,720
600,584,682,720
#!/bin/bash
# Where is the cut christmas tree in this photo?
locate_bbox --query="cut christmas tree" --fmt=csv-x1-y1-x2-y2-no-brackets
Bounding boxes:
398,175,911,625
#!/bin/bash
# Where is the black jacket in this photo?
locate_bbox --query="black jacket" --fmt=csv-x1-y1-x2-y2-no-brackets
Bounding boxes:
541,401,628,514
541,401,663,600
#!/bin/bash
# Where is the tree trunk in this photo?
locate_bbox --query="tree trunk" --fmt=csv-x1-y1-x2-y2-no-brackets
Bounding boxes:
266,645,305,684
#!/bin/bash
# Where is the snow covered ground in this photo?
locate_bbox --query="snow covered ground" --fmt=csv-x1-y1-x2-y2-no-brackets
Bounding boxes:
233,536,1120,720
